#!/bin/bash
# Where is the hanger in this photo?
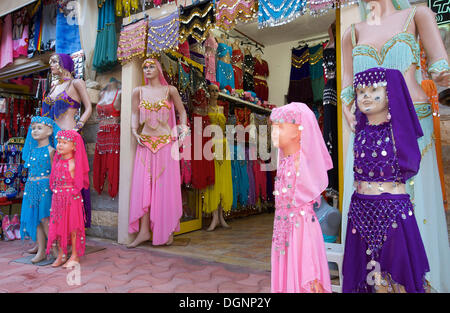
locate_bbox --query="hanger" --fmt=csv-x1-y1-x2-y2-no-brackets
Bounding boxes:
295,40,308,49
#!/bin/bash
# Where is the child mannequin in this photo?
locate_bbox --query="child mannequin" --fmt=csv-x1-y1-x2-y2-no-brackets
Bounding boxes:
46,130,90,267
20,116,60,263
342,67,429,293
270,102,332,293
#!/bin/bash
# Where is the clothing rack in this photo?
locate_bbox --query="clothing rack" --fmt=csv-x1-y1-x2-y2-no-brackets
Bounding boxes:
214,27,265,49
296,32,330,47
219,92,271,115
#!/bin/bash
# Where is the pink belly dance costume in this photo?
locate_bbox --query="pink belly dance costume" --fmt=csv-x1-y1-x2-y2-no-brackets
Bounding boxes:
270,102,332,293
128,86,182,245
46,130,90,257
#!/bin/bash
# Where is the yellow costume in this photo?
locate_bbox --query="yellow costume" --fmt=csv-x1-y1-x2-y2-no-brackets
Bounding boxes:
201,109,233,214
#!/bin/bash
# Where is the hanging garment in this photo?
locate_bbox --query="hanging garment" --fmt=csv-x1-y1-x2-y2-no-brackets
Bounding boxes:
216,0,257,30
204,34,218,82
243,53,255,92
93,0,118,72
147,11,179,56
246,146,256,206
287,45,313,106
308,0,334,16
12,9,29,59
179,0,215,43
258,0,307,29
253,57,269,101
117,18,147,65
216,42,235,89
115,0,139,17
309,44,324,105
230,143,249,209
55,10,81,55
232,49,244,90
40,2,57,52
0,14,13,69
189,38,205,66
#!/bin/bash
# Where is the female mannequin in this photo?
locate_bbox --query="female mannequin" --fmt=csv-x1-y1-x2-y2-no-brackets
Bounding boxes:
341,0,450,292
42,53,93,228
270,102,332,293
216,34,235,89
20,117,59,263
204,83,233,231
128,58,188,247
93,78,121,198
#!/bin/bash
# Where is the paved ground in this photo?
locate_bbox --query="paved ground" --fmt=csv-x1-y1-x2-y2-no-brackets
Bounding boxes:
0,238,271,293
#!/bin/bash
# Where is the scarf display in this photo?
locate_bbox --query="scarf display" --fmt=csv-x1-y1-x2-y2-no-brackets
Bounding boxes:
179,0,215,43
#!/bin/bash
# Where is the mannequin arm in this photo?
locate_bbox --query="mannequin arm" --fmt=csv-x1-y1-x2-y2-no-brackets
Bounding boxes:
415,6,450,87
169,85,188,130
131,87,144,146
341,26,357,131
73,79,93,126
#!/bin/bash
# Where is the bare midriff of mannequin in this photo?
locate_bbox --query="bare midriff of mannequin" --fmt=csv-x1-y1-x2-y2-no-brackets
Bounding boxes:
48,55,93,131
127,61,188,248
27,123,55,263
206,83,230,232
342,0,449,130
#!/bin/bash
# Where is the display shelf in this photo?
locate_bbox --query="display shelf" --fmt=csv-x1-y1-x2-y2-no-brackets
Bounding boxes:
218,92,272,114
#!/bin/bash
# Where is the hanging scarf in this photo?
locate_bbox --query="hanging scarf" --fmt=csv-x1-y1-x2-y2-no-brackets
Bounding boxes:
258,0,307,29
117,17,147,64
147,11,179,57
179,0,215,43
216,0,257,30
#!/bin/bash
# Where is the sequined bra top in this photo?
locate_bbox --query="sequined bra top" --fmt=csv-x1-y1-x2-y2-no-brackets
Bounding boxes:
353,122,403,183
51,157,75,189
352,7,420,76
97,90,120,121
217,42,232,59
139,87,172,130
42,80,81,120
323,48,336,79
25,145,52,178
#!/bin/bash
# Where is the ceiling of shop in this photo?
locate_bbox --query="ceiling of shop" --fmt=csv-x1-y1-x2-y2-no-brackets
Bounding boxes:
234,11,336,46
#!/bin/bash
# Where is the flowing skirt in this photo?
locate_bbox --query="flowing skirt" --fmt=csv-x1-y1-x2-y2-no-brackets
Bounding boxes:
343,192,429,293
271,204,332,293
46,188,86,256
128,142,182,245
20,179,52,242
341,105,450,292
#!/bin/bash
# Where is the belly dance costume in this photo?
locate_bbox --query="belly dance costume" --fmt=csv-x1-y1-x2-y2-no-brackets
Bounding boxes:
128,86,182,245
42,79,92,228
230,143,249,210
93,90,120,198
204,34,217,82
270,102,332,293
216,42,235,89
232,49,244,90
322,47,338,191
243,54,255,92
253,58,269,101
202,108,233,214
341,7,450,292
343,68,429,293
46,130,89,257
20,116,60,242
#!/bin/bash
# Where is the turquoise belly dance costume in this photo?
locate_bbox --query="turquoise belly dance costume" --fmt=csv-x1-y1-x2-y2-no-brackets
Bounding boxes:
341,6,450,292
41,80,92,228
216,42,235,89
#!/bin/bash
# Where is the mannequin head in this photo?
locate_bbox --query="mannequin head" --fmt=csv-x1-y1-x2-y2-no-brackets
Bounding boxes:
271,122,301,155
49,53,74,78
142,58,167,86
208,83,219,101
56,138,75,158
356,85,389,124
30,122,53,142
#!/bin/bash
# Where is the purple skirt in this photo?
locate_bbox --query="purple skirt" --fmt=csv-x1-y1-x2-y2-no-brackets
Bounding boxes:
343,192,429,293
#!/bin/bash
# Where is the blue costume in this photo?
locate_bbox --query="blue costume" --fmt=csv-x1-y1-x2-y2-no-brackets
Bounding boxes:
216,42,235,90
230,143,249,209
20,116,60,242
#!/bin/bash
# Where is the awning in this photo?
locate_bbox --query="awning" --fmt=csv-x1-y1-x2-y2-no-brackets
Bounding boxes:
0,0,37,17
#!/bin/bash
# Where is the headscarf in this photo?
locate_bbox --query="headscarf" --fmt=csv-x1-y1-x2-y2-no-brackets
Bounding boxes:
270,102,333,206
142,58,168,86
22,116,61,166
52,130,90,192
55,53,75,75
358,0,410,21
353,67,423,181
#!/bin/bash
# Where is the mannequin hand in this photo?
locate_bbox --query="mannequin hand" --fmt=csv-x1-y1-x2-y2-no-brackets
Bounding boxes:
133,132,145,146
178,125,190,142
343,104,356,132
431,71,450,88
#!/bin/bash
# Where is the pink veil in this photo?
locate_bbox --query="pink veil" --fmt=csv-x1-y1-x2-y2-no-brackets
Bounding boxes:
51,130,90,192
270,102,332,206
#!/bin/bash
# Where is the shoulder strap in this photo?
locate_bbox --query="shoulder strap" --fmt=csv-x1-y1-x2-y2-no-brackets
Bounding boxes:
403,6,417,32
351,24,356,47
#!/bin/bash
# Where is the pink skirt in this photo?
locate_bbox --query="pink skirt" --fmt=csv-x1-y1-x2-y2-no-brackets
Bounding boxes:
46,188,86,257
271,203,331,293
128,142,182,245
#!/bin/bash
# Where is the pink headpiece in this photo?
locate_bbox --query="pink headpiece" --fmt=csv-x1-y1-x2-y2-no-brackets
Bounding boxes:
270,102,333,205
54,130,90,192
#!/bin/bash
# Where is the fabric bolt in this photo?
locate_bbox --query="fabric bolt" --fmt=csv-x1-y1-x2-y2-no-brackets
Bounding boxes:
288,46,313,105
179,0,215,43
204,34,218,82
46,130,90,257
0,14,13,69
243,54,255,91
55,10,81,55
93,0,118,72
270,102,333,293
258,0,307,29
117,18,147,64
232,49,244,89
147,11,179,56
129,81,182,246
216,0,257,30
202,111,233,214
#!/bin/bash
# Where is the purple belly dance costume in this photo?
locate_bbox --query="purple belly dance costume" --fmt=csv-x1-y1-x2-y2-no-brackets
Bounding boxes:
342,68,429,293
41,53,91,227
